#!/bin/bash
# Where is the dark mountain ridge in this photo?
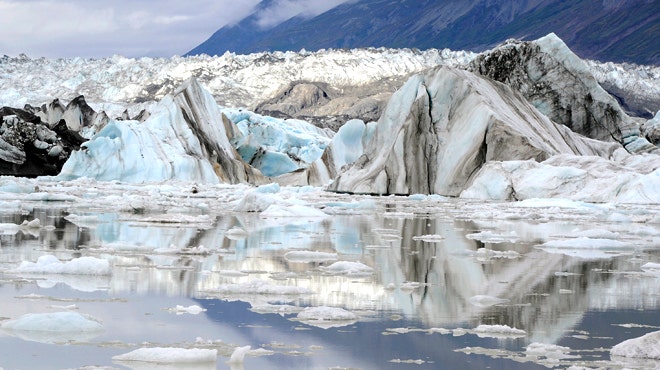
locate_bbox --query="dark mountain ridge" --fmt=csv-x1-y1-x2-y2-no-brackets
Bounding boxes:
187,0,659,65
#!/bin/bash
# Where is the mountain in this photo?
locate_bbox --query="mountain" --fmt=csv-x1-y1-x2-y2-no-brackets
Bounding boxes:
187,0,660,66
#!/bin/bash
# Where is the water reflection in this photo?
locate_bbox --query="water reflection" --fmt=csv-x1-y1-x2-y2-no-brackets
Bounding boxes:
1,202,659,368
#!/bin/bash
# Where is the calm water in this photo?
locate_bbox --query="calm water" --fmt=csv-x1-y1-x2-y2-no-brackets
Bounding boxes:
1,193,659,369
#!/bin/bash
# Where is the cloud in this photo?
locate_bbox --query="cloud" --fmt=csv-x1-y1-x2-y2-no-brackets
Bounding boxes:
0,0,260,58
255,0,352,29
0,0,352,58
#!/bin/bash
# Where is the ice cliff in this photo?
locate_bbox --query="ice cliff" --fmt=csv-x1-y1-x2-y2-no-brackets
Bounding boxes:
468,33,658,154
1,34,658,203
57,78,264,184
328,66,618,196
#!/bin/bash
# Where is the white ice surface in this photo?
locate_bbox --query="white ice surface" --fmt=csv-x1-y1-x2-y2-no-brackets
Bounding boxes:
226,108,331,176
227,345,251,364
611,331,660,359
112,347,218,363
284,251,338,263
536,237,632,259
167,305,207,315
472,324,526,338
321,261,374,276
1,312,103,343
12,255,111,275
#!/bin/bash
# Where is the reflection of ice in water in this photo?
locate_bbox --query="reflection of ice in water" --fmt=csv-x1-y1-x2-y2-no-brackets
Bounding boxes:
1,181,659,368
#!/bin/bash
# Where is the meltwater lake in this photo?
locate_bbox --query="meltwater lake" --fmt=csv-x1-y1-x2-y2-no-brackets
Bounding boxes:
0,179,658,369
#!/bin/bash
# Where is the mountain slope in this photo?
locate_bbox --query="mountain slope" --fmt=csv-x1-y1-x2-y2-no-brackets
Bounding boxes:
187,0,659,65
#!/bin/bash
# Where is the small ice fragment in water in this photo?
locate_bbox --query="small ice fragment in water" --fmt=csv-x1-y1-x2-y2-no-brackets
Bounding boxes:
168,305,207,315
468,295,509,307
228,345,251,363
113,347,218,363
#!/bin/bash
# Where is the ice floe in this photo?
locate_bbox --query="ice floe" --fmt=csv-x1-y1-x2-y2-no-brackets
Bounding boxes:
11,255,111,275
113,347,218,363
1,312,103,343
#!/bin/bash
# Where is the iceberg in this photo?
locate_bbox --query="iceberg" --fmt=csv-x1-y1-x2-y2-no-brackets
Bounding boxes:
469,33,658,154
56,78,264,184
328,66,617,196
611,331,660,359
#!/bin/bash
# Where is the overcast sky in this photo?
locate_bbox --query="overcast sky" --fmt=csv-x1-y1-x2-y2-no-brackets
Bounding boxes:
0,0,350,58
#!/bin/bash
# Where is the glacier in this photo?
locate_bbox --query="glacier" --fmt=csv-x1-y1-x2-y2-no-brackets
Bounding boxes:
2,33,658,203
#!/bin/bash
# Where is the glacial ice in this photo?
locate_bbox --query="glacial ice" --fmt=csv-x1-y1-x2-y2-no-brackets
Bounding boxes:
611,331,660,359
297,306,358,321
112,347,218,363
329,65,618,196
472,324,526,338
1,312,104,343
12,254,111,275
56,78,262,184
167,305,207,315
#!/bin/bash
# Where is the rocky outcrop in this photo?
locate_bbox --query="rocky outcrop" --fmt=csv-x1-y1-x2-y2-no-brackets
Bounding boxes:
255,81,393,130
0,107,85,177
328,66,619,196
467,33,657,154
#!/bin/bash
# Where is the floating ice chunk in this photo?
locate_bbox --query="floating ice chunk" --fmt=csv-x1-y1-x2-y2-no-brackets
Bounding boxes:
321,261,373,276
536,237,631,259
389,359,425,364
168,305,207,315
227,345,251,364
0,222,20,235
608,212,633,223
113,347,218,363
466,230,518,243
211,279,312,295
515,198,597,209
233,191,278,212
284,251,338,263
297,306,357,329
1,312,103,343
468,295,509,308
472,324,526,338
225,226,249,240
473,248,521,259
250,303,303,315
0,178,36,193
611,331,660,359
569,228,620,239
525,342,579,362
24,192,80,202
260,204,326,218
641,263,660,277
412,234,445,242
254,183,280,194
20,218,41,228
12,255,111,275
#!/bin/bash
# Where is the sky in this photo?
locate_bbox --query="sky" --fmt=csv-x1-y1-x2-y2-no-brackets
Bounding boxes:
0,0,350,58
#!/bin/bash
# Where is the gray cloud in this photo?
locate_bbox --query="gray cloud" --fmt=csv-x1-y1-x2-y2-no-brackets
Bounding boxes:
255,0,352,29
0,0,263,58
